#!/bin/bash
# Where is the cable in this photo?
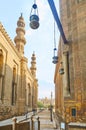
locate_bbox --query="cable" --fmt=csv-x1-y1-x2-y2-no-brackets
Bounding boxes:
54,20,56,49
34,0,36,4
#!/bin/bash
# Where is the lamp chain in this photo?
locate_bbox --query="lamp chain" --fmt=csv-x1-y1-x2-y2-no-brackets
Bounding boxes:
34,0,36,4
54,20,56,49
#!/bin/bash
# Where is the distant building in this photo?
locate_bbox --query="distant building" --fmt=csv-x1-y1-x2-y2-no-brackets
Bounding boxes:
54,0,86,129
39,97,55,107
0,14,38,120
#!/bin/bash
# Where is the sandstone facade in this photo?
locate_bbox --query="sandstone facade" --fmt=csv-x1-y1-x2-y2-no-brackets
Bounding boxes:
54,0,86,127
0,14,38,120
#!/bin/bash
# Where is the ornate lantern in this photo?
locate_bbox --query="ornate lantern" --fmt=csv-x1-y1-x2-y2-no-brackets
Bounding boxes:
52,48,58,64
29,0,39,29
52,21,58,64
59,68,64,75
59,62,64,75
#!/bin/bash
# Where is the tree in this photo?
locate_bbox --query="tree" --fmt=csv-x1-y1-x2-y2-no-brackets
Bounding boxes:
37,101,44,108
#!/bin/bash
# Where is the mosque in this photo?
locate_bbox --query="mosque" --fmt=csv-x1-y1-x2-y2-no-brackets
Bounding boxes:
0,14,38,120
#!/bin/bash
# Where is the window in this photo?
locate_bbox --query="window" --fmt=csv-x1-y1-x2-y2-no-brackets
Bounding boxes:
71,108,76,116
13,66,16,82
12,66,16,105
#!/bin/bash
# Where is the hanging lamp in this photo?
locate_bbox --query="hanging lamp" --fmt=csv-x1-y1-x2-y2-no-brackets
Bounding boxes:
29,0,39,29
59,62,64,75
52,21,58,64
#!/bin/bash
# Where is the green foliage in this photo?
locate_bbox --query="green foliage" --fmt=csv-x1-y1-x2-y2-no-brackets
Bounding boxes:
48,105,53,110
37,101,44,108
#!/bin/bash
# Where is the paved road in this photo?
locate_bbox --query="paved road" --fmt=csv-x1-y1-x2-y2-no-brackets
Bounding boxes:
38,109,57,130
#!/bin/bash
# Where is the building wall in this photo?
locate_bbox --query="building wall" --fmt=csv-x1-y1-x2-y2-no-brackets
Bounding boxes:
0,23,20,106
68,123,86,130
0,21,38,120
54,0,86,125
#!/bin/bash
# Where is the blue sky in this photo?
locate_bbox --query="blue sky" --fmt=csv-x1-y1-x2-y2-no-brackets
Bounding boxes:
0,0,60,99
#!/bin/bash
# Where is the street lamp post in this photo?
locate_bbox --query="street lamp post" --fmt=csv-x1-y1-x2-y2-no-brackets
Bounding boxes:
50,91,53,122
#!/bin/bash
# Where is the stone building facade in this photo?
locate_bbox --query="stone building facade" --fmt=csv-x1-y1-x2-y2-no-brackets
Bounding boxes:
0,14,38,120
54,0,86,128
39,97,55,108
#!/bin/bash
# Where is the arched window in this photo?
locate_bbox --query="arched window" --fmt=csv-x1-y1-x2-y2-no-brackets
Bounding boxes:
13,66,16,82
12,66,16,105
0,49,4,100
25,83,31,106
27,83,32,107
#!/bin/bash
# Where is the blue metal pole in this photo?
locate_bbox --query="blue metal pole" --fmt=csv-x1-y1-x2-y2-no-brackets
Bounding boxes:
47,0,68,44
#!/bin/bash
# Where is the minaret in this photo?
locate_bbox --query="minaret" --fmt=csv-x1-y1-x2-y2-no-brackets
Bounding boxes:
14,13,26,56
30,52,36,78
30,52,38,110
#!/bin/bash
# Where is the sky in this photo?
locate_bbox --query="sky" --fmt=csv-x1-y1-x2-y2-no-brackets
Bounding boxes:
0,0,60,99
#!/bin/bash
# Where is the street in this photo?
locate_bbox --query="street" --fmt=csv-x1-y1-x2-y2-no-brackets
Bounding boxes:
37,109,58,130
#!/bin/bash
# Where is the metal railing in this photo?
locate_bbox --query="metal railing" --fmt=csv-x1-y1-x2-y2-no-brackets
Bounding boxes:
0,115,40,130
